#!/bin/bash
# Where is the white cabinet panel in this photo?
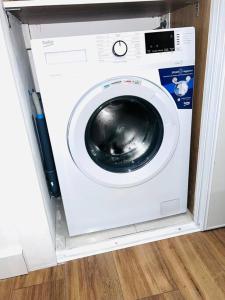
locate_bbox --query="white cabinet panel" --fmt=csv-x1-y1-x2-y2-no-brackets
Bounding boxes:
206,80,225,229
0,1,57,273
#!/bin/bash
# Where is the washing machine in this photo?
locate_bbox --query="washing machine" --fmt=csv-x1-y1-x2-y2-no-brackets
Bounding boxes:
31,26,195,236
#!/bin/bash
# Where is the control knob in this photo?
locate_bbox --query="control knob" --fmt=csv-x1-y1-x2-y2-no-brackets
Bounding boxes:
112,40,128,57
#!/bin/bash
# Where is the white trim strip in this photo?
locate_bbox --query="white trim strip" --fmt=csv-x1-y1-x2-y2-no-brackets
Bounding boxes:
57,221,200,263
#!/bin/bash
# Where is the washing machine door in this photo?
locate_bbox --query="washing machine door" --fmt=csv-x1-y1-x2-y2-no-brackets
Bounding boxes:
68,76,180,187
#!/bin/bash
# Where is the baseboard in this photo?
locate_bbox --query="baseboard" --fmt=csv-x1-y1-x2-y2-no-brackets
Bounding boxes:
57,220,200,263
0,246,28,279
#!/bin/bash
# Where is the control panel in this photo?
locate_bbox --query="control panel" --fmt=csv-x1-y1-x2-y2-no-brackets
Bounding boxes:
36,27,195,69
95,28,195,63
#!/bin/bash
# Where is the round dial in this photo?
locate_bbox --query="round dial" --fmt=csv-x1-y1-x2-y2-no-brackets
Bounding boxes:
112,40,128,57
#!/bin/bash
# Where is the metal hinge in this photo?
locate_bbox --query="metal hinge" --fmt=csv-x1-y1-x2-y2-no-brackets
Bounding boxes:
4,9,11,28
4,8,22,28
160,19,167,29
155,15,169,30
195,0,200,17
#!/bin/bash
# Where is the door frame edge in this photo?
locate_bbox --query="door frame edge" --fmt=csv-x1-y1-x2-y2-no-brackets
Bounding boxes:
194,0,225,230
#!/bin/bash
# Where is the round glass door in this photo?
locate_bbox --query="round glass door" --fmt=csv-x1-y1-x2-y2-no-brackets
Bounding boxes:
67,76,179,188
85,96,164,173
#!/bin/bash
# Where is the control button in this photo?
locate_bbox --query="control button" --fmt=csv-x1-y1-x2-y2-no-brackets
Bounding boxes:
112,40,128,57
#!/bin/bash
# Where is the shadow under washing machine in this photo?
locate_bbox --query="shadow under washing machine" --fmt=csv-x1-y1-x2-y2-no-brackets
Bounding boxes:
31,26,195,236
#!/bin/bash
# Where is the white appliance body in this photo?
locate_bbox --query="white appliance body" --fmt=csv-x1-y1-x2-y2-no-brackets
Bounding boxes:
31,26,195,236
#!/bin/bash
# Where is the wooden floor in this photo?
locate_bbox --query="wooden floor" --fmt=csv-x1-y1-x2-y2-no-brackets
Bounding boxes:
1,229,225,300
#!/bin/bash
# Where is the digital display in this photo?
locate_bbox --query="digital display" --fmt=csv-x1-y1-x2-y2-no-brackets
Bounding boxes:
145,31,175,54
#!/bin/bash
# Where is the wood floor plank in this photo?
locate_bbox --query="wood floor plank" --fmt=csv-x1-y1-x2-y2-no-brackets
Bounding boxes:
13,264,65,289
213,228,225,247
171,234,225,299
215,272,225,294
138,290,183,300
65,252,123,300
188,231,225,278
0,278,14,300
11,279,65,300
113,243,176,300
156,238,203,300
1,229,225,300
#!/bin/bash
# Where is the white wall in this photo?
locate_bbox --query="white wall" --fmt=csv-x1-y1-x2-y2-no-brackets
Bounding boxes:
0,1,56,272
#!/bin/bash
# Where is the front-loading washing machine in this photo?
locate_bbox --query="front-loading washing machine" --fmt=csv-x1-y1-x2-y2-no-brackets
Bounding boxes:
31,26,195,236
